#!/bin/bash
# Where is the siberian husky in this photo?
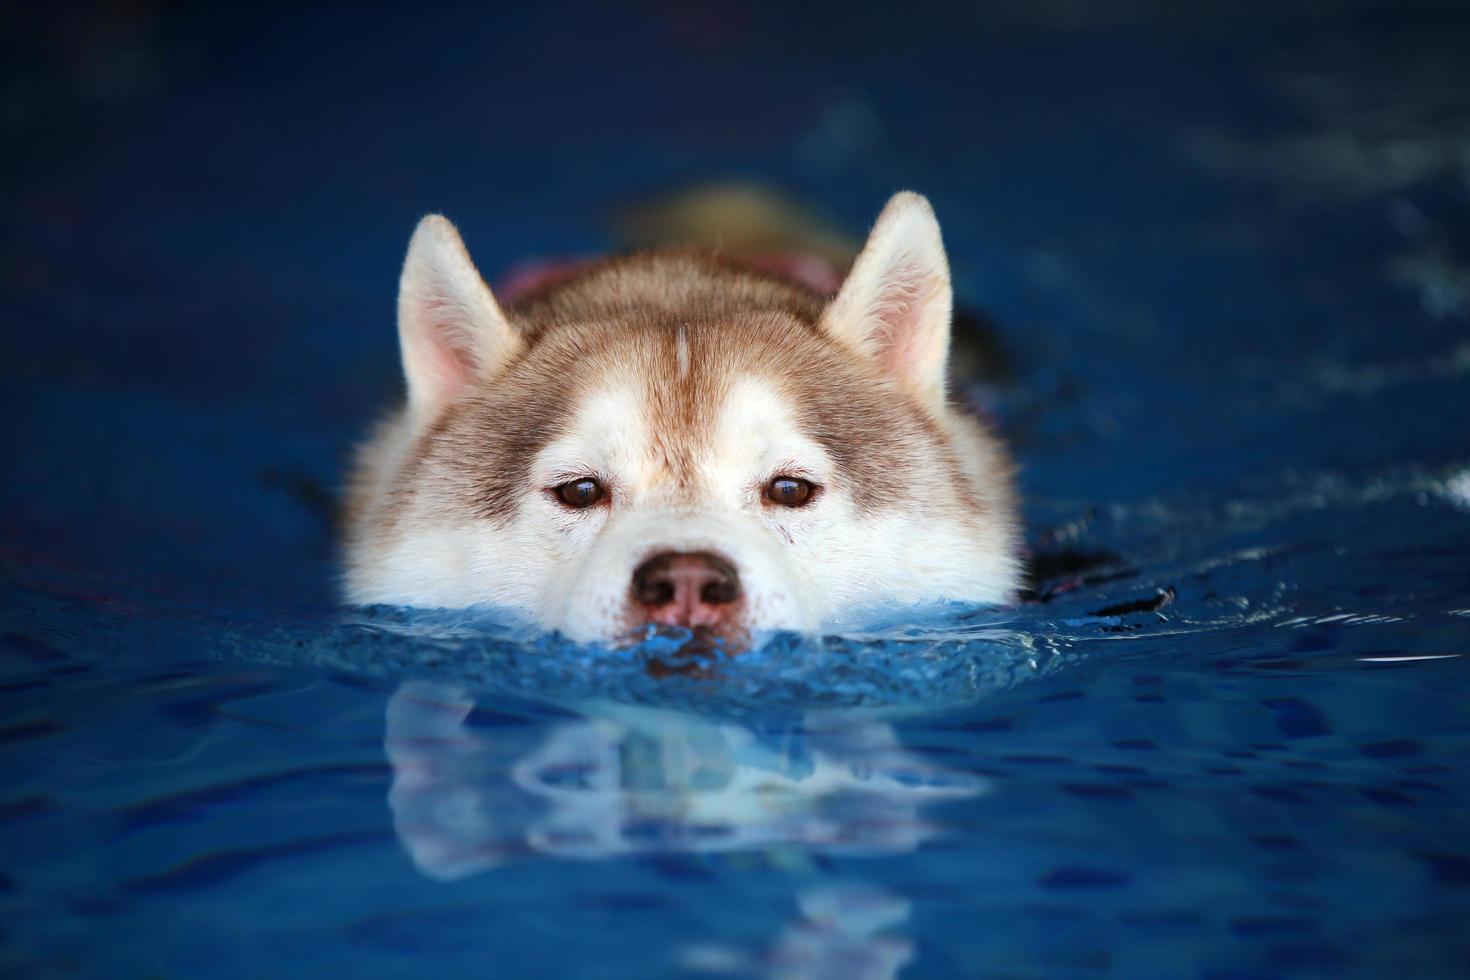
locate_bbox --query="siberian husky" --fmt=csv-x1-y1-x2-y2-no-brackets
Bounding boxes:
343,192,1021,647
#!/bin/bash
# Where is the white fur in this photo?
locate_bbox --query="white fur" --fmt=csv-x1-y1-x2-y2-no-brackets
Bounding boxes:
346,194,1022,642
350,372,1017,641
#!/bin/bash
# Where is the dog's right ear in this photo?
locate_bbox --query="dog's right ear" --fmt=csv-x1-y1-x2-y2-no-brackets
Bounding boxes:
398,215,520,418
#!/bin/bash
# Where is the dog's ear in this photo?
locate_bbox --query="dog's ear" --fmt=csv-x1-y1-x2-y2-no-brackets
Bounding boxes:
820,192,952,409
398,215,520,417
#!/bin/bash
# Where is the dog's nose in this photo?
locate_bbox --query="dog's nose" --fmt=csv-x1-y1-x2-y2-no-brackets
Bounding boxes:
631,551,742,627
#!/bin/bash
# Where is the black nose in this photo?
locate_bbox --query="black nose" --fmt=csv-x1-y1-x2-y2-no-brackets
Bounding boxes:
631,551,742,627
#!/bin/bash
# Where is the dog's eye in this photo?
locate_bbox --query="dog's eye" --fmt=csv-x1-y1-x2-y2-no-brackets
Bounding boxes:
554,478,605,509
765,476,815,508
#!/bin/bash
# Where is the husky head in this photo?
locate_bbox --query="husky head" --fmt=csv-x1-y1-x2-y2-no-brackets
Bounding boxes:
344,193,1020,646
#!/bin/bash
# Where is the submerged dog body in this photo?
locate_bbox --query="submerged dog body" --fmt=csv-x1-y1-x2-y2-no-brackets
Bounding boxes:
344,193,1021,645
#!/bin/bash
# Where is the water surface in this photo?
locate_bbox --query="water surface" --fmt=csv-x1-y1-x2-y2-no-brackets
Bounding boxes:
3,3,1469,977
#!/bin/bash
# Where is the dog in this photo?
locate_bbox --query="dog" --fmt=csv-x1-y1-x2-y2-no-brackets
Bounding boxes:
343,192,1021,647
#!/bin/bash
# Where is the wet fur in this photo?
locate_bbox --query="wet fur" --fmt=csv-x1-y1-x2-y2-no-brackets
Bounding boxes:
344,194,1022,643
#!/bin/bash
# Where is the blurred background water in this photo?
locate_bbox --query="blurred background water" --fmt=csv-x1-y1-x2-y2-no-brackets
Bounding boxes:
2,2,1469,977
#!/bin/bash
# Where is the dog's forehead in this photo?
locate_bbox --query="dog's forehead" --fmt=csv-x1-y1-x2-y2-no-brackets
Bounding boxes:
537,314,823,473
523,315,935,503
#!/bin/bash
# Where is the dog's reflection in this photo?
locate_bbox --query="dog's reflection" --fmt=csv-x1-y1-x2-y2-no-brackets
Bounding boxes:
385,681,983,880
680,883,916,980
386,681,978,977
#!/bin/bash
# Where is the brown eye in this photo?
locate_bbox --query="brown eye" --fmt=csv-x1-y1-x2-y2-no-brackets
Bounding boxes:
554,478,605,509
765,476,815,508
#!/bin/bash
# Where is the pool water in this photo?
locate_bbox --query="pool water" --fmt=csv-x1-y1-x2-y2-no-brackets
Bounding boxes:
3,4,1469,978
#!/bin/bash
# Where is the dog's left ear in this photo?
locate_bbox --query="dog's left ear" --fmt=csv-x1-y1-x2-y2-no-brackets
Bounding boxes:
820,192,952,409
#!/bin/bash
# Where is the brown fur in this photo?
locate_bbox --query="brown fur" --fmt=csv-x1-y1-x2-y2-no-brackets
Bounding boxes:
344,194,1022,637
359,251,982,532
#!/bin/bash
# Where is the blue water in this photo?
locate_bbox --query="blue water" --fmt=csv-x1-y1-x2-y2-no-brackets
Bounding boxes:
3,4,1470,977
